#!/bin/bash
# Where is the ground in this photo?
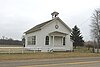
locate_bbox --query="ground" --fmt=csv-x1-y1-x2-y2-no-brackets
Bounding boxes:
0,57,100,67
0,47,100,60
0,47,100,67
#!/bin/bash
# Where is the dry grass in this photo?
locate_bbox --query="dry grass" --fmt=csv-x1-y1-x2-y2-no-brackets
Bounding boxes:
74,46,93,53
0,52,100,61
0,47,100,61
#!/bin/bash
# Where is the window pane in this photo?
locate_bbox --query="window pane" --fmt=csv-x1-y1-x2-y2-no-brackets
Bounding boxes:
33,36,36,45
28,37,32,45
45,36,49,45
63,37,65,45
27,36,36,45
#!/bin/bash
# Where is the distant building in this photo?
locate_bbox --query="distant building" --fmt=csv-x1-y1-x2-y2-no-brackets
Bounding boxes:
24,12,73,52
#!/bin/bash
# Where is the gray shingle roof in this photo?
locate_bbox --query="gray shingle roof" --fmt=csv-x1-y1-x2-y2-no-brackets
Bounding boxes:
25,17,72,34
25,19,53,34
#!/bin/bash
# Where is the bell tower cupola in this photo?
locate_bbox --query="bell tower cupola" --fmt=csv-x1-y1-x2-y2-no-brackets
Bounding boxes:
51,11,59,19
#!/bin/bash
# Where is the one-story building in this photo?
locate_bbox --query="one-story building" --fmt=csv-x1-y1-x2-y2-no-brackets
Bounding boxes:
24,12,73,52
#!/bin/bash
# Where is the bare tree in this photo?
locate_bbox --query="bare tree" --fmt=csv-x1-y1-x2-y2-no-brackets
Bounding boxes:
90,9,100,53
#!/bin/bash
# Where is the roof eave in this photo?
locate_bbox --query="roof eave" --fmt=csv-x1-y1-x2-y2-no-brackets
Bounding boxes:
56,17,72,32
25,29,41,34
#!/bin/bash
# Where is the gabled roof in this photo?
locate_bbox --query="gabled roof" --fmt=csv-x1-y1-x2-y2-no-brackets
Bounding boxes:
56,17,72,32
25,17,72,34
25,19,53,34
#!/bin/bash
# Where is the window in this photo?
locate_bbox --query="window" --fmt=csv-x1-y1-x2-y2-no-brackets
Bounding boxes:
27,37,32,45
27,36,36,45
32,36,36,45
63,37,65,46
45,36,49,45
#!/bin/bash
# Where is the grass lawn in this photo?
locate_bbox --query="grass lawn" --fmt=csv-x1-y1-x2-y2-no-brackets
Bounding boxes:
74,46,94,53
0,52,100,61
0,47,100,61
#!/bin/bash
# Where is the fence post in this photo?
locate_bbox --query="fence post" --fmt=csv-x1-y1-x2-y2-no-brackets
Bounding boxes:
34,48,35,53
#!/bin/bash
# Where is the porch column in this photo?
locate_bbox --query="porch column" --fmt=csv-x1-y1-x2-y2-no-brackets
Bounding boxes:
53,36,55,47
62,36,63,46
49,36,51,47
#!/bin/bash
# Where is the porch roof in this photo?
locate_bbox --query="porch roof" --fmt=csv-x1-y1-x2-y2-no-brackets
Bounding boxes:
49,31,68,36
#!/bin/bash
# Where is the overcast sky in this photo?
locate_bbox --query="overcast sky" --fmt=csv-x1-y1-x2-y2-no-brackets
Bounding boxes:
0,0,100,41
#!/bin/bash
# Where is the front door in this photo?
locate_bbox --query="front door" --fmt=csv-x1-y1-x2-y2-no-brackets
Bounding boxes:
54,36,62,47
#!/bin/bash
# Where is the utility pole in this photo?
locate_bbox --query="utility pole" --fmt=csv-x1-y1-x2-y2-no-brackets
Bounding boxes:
96,10,100,53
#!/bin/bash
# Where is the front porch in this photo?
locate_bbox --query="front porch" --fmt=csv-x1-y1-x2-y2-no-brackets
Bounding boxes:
48,31,68,51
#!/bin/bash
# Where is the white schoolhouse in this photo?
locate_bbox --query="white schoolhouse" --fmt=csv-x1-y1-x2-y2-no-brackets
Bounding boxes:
24,12,73,52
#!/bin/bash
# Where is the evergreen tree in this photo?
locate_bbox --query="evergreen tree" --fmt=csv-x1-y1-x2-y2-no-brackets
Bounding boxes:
70,25,84,48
